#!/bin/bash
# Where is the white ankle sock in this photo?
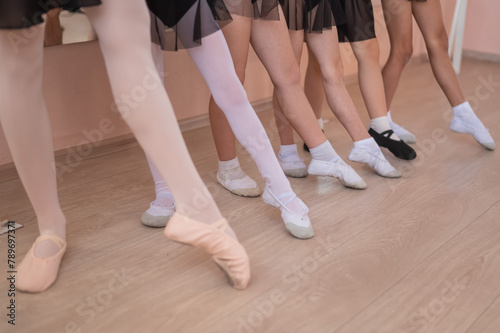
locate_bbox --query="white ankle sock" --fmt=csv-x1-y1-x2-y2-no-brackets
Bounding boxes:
318,118,324,130
218,157,259,191
451,101,496,150
309,140,341,163
153,181,175,208
370,116,401,140
353,137,380,151
219,157,241,173
387,111,416,143
279,144,300,161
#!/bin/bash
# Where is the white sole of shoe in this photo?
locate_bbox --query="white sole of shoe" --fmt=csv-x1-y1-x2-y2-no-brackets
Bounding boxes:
141,212,172,228
283,168,308,178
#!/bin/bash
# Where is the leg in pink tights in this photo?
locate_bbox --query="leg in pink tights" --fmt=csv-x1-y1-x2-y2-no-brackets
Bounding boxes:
84,0,249,288
0,0,249,292
0,22,66,293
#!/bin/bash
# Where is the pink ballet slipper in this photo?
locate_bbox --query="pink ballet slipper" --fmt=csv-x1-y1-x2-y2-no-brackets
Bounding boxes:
17,235,67,293
165,213,250,290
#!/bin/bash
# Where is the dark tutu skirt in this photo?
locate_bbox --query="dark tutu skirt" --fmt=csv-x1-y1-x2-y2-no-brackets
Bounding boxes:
337,0,375,43
0,0,101,29
221,0,280,20
279,0,346,34
147,0,232,51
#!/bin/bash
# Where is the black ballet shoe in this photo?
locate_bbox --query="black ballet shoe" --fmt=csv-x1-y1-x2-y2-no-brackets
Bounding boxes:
369,128,417,160
303,130,324,152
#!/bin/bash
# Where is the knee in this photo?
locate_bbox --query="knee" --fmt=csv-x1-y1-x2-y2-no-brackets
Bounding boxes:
353,39,380,65
272,62,301,90
391,43,413,65
320,59,345,87
425,29,449,55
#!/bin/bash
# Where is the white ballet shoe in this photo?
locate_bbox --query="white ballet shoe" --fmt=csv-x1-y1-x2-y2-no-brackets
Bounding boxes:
141,201,175,228
308,159,367,189
388,112,417,143
262,186,314,239
450,114,496,150
216,167,262,197
390,122,416,144
349,146,401,178
278,153,308,178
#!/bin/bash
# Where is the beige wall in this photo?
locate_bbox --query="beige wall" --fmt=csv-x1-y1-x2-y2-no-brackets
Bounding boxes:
0,41,273,166
1,1,498,166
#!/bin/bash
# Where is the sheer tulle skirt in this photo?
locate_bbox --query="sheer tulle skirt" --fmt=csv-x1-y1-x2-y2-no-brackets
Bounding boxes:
223,0,280,20
337,0,375,42
148,0,232,51
279,0,346,34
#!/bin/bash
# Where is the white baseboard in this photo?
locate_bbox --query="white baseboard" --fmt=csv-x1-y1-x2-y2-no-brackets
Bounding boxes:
463,50,500,63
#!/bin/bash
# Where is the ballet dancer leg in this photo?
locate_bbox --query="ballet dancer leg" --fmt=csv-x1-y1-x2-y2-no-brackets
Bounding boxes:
380,0,418,143
411,0,495,150
304,41,415,160
207,15,261,197
140,43,176,228
83,0,250,289
248,9,366,189
0,23,67,293
351,39,416,160
270,25,399,178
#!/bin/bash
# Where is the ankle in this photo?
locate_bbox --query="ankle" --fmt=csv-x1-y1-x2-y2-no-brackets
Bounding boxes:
218,157,240,174
38,215,66,240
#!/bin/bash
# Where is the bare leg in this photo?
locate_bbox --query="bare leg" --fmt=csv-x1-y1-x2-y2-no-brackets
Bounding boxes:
351,39,387,119
250,7,368,189
251,10,326,149
380,0,413,110
271,30,309,177
305,29,370,142
411,0,465,106
412,0,495,150
304,47,325,121
380,0,417,143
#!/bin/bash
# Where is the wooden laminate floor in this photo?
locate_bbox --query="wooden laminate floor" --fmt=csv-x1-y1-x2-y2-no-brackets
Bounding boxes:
1,58,499,333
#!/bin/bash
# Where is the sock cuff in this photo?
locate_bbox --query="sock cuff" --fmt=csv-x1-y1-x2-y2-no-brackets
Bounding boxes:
219,157,240,171
452,101,471,113
371,115,389,122
280,144,298,153
354,137,377,147
309,140,337,156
